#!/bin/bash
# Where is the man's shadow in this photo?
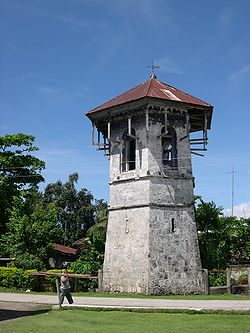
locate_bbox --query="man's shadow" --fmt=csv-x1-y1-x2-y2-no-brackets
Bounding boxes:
0,305,51,322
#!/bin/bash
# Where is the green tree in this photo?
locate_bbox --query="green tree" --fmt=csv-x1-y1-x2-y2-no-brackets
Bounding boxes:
0,133,45,234
195,199,223,234
70,200,108,289
1,196,62,270
195,198,223,269
218,216,250,265
70,238,104,291
87,199,108,253
195,198,250,269
43,173,95,246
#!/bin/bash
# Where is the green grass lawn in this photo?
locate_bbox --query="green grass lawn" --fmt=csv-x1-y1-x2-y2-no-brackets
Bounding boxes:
1,309,250,333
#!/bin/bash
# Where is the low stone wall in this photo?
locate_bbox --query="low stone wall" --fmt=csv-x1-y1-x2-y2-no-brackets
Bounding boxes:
209,285,250,295
232,285,250,295
209,286,228,294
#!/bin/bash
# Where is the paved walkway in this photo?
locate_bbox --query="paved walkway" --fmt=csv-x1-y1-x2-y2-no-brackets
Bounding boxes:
0,293,250,312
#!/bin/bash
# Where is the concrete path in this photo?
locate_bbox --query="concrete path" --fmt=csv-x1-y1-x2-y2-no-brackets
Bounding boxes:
1,293,250,312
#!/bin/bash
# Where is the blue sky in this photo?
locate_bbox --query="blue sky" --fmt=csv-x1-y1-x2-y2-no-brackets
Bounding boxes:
1,0,250,217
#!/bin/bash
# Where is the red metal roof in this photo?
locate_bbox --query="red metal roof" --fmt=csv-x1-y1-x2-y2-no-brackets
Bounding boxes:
53,243,79,256
88,76,212,114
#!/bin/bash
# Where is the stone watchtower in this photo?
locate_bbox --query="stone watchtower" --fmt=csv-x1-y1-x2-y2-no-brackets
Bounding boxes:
86,74,213,294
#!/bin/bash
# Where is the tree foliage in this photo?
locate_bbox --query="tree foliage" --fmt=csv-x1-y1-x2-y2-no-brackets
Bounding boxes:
87,199,108,253
70,238,104,291
0,133,45,234
43,173,95,246
195,198,250,269
0,133,109,271
1,197,62,270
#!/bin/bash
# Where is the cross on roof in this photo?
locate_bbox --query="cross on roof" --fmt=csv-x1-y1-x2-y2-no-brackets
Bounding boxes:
146,61,160,79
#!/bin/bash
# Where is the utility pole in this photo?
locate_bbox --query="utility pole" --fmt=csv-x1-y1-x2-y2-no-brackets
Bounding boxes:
227,167,235,217
231,167,235,217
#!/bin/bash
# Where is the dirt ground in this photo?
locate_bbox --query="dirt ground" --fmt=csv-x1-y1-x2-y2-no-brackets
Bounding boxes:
0,301,51,323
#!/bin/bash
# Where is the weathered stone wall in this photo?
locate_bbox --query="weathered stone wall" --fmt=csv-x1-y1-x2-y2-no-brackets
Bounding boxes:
102,107,205,294
109,176,194,208
104,176,205,294
148,206,204,294
149,177,194,206
109,111,192,182
102,207,150,294
109,179,150,209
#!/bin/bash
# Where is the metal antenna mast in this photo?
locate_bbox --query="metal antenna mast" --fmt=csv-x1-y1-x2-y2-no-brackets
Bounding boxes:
231,166,235,217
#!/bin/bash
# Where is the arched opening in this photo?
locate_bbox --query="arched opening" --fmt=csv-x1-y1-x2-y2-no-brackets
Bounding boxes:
122,128,136,172
161,126,177,168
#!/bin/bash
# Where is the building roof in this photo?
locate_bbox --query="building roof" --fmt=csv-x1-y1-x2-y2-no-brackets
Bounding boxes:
73,237,86,248
53,243,79,256
87,75,213,115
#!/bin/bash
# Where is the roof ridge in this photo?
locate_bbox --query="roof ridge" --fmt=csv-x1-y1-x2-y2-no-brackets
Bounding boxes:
145,77,154,96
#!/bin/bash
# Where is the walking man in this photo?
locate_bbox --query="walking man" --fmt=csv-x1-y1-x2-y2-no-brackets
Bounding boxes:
59,268,74,305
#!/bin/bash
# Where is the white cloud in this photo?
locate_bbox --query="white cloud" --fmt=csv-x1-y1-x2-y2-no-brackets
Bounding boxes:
38,86,64,95
218,7,236,31
4,1,90,31
224,201,250,219
109,0,175,29
36,146,109,192
156,56,185,75
57,15,89,30
0,125,8,132
230,64,250,81
39,148,79,158
36,84,87,100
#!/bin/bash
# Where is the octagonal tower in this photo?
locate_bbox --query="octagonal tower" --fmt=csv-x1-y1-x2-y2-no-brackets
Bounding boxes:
86,74,213,294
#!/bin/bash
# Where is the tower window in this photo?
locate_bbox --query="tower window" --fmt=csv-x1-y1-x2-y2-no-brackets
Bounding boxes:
161,126,177,168
171,218,175,233
122,129,136,172
125,219,129,233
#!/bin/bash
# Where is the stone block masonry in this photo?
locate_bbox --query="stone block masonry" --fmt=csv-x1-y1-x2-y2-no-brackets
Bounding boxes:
102,177,205,294
86,75,213,294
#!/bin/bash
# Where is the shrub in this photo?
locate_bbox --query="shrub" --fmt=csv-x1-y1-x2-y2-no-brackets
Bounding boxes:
208,270,227,287
70,258,99,291
70,239,103,291
0,267,36,290
13,253,45,271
